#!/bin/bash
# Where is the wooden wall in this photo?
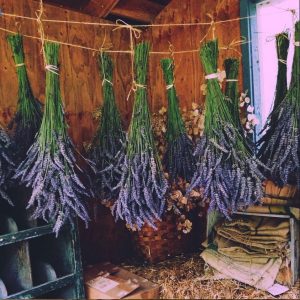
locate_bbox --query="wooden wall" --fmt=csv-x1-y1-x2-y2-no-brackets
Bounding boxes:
0,0,244,264
146,0,243,112
0,0,133,150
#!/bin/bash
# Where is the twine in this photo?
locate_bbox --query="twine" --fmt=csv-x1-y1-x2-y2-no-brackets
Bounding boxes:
102,78,113,86
295,41,300,46
166,83,174,90
45,64,59,75
0,7,294,28
35,0,46,66
0,5,296,56
0,25,248,56
15,63,25,67
278,59,287,65
113,19,143,101
226,79,238,82
220,37,249,56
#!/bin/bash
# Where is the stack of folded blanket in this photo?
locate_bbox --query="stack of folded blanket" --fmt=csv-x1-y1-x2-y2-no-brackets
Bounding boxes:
201,216,291,291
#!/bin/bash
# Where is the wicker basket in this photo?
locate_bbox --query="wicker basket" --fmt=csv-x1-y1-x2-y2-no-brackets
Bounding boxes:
262,180,298,206
132,214,191,264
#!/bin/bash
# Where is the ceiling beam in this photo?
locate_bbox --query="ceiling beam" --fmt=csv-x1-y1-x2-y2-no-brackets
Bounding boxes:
82,0,120,17
109,0,164,23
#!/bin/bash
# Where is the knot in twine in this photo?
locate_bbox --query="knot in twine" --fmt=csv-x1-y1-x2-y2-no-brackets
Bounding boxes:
45,64,59,75
113,19,142,39
220,36,248,56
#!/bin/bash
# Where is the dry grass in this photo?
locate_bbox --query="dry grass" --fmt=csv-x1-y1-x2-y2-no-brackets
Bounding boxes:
122,253,300,299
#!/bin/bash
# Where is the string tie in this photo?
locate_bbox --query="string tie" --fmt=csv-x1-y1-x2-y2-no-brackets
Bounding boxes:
45,64,59,75
295,41,300,47
205,70,226,81
166,83,174,90
226,79,238,82
113,19,142,39
133,81,147,90
278,59,287,65
15,63,25,67
102,78,113,86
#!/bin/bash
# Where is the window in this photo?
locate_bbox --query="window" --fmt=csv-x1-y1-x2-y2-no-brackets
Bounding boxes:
240,0,299,135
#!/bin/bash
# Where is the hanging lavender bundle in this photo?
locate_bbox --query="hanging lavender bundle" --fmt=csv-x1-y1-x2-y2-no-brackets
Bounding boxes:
0,127,15,205
257,22,300,187
14,42,92,235
89,52,125,201
188,40,265,217
7,34,43,160
113,42,168,229
160,58,195,182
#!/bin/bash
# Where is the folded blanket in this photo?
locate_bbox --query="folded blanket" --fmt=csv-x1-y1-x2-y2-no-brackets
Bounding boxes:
214,235,280,264
201,247,282,291
217,217,290,237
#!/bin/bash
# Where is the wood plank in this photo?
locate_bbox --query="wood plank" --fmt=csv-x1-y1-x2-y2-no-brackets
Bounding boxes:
110,0,164,23
6,274,76,299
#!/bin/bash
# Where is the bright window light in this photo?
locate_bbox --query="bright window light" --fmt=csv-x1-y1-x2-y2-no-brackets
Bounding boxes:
256,0,299,126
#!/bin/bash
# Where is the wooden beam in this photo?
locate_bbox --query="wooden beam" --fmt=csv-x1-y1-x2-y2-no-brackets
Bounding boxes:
110,0,164,23
82,0,120,17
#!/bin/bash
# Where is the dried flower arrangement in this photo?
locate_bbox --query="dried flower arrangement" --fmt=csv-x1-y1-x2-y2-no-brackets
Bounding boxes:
160,58,195,182
256,27,300,187
151,104,205,233
0,128,15,205
113,42,168,229
188,39,265,217
89,52,126,202
7,34,43,160
14,42,93,235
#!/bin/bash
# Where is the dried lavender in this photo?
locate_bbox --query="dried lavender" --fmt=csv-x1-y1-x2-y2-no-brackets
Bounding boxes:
7,34,43,160
258,23,300,188
160,58,195,182
113,42,168,229
0,127,15,205
14,42,92,235
188,40,265,217
89,52,125,201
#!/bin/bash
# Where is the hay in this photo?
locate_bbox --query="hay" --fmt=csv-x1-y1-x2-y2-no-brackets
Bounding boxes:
122,253,300,299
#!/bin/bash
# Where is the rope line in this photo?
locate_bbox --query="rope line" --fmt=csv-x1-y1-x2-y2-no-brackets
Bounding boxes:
0,8,296,28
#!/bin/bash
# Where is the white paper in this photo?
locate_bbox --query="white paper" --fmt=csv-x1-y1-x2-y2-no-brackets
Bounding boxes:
267,283,289,296
87,276,119,293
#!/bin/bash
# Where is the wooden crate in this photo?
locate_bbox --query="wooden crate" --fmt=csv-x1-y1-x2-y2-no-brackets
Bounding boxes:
0,200,85,299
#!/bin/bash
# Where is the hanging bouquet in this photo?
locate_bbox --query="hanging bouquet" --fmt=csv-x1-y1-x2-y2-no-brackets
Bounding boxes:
256,28,300,187
113,42,168,229
188,39,265,217
0,127,15,205
7,34,43,160
160,58,195,182
14,42,93,235
89,52,125,203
